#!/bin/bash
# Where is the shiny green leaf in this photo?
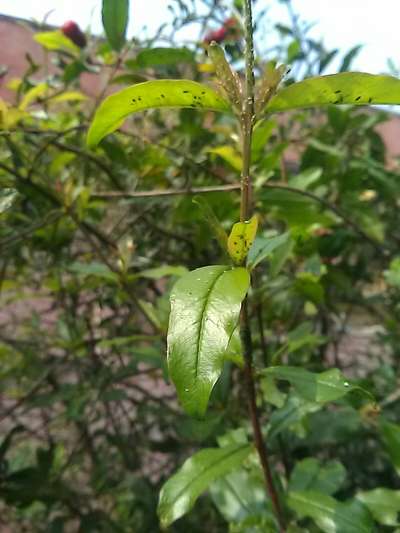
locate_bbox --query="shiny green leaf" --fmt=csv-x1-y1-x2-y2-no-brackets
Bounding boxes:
158,443,252,527
357,488,400,526
288,491,375,533
167,265,250,417
87,80,230,147
102,0,129,51
247,232,291,270
267,72,400,113
263,366,363,404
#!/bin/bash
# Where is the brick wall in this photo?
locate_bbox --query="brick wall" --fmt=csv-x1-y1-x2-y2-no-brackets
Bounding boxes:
0,14,105,103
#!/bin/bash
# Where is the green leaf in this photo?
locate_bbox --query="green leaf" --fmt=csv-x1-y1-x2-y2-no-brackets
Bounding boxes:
208,42,242,112
380,419,400,474
289,458,346,496
262,366,363,404
34,31,80,54
167,265,250,417
268,394,320,440
384,258,400,288
126,47,195,69
102,0,129,51
158,443,252,527
288,167,322,190
138,265,188,279
192,196,228,255
260,189,336,228
87,80,230,147
210,468,275,528
340,45,363,72
68,262,119,282
261,375,286,408
266,72,400,113
357,488,400,526
247,232,291,270
0,188,18,214
252,118,277,160
288,491,375,533
286,322,325,354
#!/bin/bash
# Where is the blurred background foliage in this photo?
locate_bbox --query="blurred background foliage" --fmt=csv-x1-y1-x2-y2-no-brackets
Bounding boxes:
1,0,400,531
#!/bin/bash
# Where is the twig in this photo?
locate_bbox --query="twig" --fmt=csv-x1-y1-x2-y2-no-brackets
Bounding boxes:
92,184,240,199
240,1,286,530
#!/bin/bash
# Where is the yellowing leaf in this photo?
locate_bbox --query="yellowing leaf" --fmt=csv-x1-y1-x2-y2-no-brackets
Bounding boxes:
19,83,48,111
227,215,258,264
208,145,242,171
0,99,25,129
49,91,87,103
6,78,22,91
34,31,80,54
197,63,215,73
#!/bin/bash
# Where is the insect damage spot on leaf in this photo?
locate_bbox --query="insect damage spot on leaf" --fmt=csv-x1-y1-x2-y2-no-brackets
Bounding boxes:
355,95,362,101
334,90,342,94
368,97,373,103
227,215,258,264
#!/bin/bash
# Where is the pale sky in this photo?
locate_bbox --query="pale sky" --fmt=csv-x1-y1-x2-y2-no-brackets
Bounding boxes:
1,0,399,75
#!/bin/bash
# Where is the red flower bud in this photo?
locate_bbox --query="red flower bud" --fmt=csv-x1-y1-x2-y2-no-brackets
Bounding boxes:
61,20,87,49
204,27,227,45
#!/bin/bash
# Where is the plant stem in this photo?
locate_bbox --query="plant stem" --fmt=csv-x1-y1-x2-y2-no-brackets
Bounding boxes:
240,2,286,531
240,0,255,222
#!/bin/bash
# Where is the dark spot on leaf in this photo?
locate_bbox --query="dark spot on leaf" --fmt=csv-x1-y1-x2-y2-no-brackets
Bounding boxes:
161,94,165,98
233,241,238,245
332,95,343,104
368,97,373,103
355,96,362,101
138,96,142,101
201,91,206,95
239,235,244,240
183,90,189,94
334,90,342,94
132,99,136,103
